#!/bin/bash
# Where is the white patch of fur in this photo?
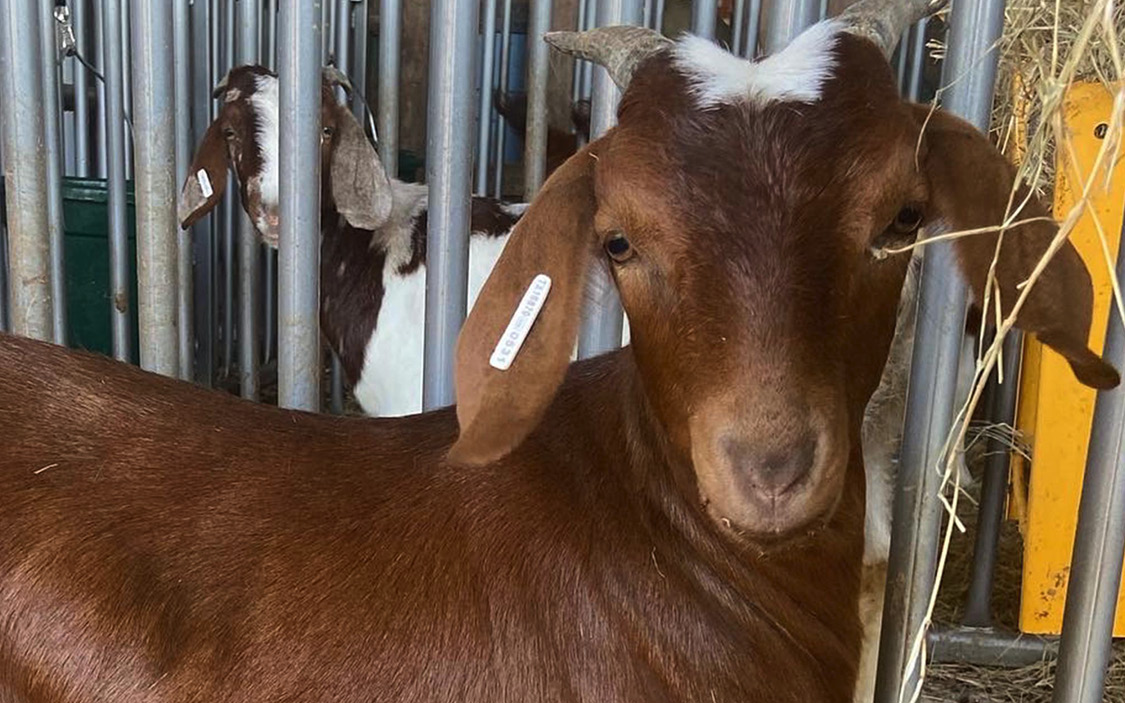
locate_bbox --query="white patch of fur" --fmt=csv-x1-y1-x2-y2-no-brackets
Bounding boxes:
672,19,843,109
249,74,280,212
352,227,512,417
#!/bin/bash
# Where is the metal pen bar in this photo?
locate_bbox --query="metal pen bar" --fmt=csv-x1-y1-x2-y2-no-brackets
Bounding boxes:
745,0,762,58
760,0,819,54
323,0,333,64
732,0,747,55
523,0,553,199
907,18,928,102
174,0,194,380
653,0,666,32
377,0,401,177
264,0,279,363
331,0,350,414
873,0,1006,701
691,0,718,39
266,0,278,69
352,0,370,125
0,0,54,341
1052,215,1125,703
74,0,91,177
122,0,134,181
191,0,216,384
131,0,182,377
491,0,513,198
277,0,323,410
103,0,132,361
94,3,108,177
423,0,479,409
895,30,909,93
239,0,262,399
962,331,1022,628
222,0,236,377
476,0,499,196
40,0,68,344
576,0,643,359
572,0,588,105
0,221,9,332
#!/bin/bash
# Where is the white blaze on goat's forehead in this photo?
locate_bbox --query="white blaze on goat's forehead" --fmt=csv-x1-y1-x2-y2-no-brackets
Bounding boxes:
248,74,281,210
672,19,843,109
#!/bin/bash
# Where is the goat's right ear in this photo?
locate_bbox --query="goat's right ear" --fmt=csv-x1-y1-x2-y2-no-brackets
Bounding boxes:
178,120,229,229
449,141,602,466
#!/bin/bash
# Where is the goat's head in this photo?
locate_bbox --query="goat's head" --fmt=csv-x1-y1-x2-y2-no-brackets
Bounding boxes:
177,65,392,246
450,0,1119,538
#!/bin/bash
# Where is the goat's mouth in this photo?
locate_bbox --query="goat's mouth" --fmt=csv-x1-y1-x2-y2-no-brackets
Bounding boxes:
689,408,850,539
254,207,281,248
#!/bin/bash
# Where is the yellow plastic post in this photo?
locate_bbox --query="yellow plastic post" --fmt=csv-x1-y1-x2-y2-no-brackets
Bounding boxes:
1017,81,1125,635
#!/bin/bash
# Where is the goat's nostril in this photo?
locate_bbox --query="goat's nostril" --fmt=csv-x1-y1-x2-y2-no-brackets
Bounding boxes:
723,433,817,498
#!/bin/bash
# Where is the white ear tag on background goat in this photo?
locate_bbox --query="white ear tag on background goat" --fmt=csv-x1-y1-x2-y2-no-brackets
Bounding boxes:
196,169,214,199
489,274,552,371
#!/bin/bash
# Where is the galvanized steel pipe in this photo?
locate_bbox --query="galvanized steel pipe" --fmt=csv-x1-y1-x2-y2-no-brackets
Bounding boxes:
174,0,194,380
191,0,216,384
492,0,514,198
760,0,819,54
73,0,92,177
576,0,643,359
523,0,553,199
277,0,324,410
103,0,132,361
1051,219,1125,703
0,0,55,341
238,0,262,398
377,0,401,177
873,1,1006,701
40,0,68,344
691,0,718,39
476,0,499,196
131,0,181,377
423,0,479,409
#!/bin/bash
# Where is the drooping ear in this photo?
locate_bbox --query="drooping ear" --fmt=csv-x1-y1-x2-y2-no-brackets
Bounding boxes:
449,140,603,466
916,105,1119,389
329,106,393,230
178,119,229,229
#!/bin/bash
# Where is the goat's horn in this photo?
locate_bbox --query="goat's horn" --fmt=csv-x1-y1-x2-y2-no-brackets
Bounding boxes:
838,0,947,59
211,69,232,99
545,26,672,91
322,65,354,93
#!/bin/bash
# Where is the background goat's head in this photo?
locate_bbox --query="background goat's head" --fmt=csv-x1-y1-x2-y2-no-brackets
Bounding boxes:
177,65,391,245
451,5,1119,538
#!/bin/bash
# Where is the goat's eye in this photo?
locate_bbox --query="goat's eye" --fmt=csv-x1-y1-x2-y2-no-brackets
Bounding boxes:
322,126,335,138
892,205,924,234
605,232,633,263
222,127,236,140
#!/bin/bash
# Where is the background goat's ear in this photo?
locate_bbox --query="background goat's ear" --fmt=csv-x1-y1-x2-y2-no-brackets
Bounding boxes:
917,105,1119,390
449,142,601,466
178,120,229,229
330,108,393,230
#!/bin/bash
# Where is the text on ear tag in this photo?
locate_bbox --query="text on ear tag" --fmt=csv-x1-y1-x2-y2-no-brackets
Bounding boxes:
489,274,552,371
197,169,214,198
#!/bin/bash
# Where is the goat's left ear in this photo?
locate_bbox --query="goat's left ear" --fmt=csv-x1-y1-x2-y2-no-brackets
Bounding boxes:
916,105,1119,389
449,140,602,466
329,107,393,230
178,119,229,229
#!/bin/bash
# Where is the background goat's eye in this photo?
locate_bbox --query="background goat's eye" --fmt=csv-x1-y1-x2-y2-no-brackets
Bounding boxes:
893,205,924,234
222,127,235,139
322,126,335,138
605,233,633,262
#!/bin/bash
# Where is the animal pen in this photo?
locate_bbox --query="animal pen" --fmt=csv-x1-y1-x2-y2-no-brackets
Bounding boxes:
0,0,1123,701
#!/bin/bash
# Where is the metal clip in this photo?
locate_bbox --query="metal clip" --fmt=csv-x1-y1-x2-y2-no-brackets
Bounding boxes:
54,4,78,58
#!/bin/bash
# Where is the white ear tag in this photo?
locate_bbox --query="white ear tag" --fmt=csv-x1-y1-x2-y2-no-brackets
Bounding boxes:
489,274,552,371
196,169,214,199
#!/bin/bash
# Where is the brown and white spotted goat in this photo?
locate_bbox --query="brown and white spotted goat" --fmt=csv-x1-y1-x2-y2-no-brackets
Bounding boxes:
178,66,528,415
0,2,1117,701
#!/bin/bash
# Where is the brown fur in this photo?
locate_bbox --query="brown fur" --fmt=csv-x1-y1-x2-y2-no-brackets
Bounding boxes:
0,31,1115,703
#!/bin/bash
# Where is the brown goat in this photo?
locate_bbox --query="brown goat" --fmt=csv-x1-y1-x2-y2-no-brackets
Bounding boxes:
0,5,1117,702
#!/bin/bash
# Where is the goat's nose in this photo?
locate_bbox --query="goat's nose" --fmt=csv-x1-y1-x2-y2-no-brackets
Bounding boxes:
723,433,817,498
